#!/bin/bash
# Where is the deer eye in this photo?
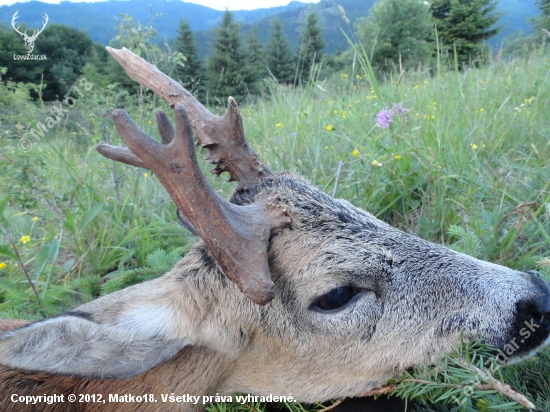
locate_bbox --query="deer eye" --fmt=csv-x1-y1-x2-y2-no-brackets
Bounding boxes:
312,286,361,312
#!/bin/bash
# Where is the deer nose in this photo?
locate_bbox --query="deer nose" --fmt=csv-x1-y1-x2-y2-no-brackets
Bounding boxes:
508,273,550,355
522,272,550,314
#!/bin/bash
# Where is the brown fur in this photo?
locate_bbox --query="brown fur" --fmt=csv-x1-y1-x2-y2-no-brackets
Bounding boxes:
0,319,29,334
0,175,549,412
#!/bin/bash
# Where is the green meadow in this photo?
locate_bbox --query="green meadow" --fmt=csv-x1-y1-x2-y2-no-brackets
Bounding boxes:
1,45,549,410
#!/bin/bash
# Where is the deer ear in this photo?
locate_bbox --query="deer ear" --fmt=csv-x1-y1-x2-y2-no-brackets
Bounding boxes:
0,285,188,378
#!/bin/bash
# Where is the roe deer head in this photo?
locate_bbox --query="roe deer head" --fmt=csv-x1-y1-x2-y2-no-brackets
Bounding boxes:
0,47,549,412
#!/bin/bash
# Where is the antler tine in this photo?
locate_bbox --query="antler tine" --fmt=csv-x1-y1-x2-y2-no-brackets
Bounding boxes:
96,144,146,168
96,110,173,168
107,105,290,305
105,47,272,191
156,110,175,144
11,11,24,36
98,110,193,232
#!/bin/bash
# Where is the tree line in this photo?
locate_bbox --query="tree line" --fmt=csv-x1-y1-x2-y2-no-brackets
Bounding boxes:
152,0,505,103
0,0,548,104
174,11,325,103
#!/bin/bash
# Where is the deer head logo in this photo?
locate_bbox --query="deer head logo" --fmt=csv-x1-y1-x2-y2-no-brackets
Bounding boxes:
11,11,49,54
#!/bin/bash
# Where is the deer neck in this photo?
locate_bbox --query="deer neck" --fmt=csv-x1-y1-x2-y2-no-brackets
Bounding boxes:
133,345,234,410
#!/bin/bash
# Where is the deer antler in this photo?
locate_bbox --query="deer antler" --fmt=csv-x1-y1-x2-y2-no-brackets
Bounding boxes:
11,12,48,41
30,13,49,41
97,48,290,305
11,11,25,38
104,47,272,191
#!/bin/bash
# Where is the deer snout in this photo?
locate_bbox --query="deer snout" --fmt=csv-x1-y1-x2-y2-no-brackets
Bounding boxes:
506,273,550,358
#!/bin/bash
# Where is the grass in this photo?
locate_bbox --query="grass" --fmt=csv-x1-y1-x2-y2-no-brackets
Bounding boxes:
0,46,549,411
246,52,550,270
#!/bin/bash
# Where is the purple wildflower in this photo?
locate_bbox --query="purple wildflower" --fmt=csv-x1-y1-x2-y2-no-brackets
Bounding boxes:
375,102,409,129
392,102,409,116
375,107,394,130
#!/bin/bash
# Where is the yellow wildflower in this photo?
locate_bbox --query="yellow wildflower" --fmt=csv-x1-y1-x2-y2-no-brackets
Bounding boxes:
32,217,38,222
414,85,420,90
276,123,283,128
393,155,402,160
372,160,379,166
326,125,333,131
479,108,484,113
471,144,478,149
0,262,6,270
20,235,30,244
144,173,149,177
352,149,359,156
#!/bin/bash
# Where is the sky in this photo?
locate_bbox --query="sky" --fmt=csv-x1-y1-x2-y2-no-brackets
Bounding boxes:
0,0,320,11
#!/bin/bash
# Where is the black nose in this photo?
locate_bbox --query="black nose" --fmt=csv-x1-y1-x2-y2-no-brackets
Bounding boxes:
522,273,550,314
508,274,550,356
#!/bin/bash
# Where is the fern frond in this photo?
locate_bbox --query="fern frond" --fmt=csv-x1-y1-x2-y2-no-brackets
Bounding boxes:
100,267,159,295
447,225,482,258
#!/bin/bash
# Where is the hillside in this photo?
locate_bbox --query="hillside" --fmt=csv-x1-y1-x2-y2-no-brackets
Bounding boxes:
490,0,539,47
194,0,377,57
0,0,542,56
0,0,306,45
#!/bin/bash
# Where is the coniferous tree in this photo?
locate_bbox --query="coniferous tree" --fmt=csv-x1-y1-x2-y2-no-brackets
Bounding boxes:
174,19,203,98
430,0,502,62
205,11,247,102
296,12,324,84
243,26,264,95
538,0,550,14
532,0,550,32
265,17,295,84
355,0,433,71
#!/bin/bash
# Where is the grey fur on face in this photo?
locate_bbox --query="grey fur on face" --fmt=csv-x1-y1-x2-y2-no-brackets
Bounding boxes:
0,171,548,409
